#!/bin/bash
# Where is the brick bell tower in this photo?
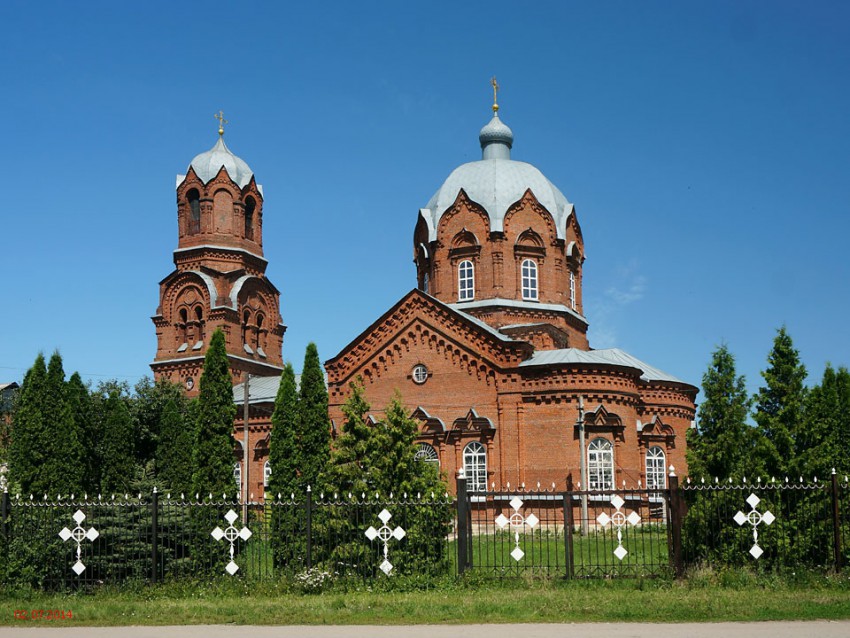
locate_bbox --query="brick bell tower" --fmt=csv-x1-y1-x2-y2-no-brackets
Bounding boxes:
151,114,285,394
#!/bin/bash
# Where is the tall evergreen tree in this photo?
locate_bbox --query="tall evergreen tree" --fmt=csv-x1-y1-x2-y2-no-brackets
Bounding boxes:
298,342,330,490
65,371,94,493
99,388,135,494
156,397,194,495
268,363,300,498
42,352,85,496
320,379,374,496
753,327,808,477
133,376,186,474
191,329,237,498
9,353,48,494
687,344,764,480
800,364,850,477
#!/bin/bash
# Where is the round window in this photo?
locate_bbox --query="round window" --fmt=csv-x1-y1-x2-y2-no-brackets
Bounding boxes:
412,364,428,384
185,377,194,390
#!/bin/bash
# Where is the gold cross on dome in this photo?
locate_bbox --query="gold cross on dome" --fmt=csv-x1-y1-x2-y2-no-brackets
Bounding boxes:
491,76,500,113
215,110,229,136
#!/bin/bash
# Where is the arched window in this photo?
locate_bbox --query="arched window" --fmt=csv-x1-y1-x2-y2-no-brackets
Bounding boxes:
646,446,666,490
458,260,474,301
588,438,614,491
263,460,272,487
241,310,251,346
569,271,576,310
244,196,256,240
255,313,264,350
178,308,188,344
521,259,538,300
233,462,241,490
187,189,201,235
194,306,204,344
463,441,487,492
415,443,439,468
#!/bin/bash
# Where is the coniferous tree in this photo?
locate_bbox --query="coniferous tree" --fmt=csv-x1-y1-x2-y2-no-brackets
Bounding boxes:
268,363,300,498
190,329,238,574
99,388,135,494
800,364,850,477
320,379,374,496
42,352,85,496
9,353,48,494
267,363,302,569
298,342,330,490
156,397,194,495
66,372,96,493
686,344,764,480
753,327,808,477
191,329,237,498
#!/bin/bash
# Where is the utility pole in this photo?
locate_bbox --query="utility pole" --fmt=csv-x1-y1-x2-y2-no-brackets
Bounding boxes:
242,372,250,525
576,395,588,535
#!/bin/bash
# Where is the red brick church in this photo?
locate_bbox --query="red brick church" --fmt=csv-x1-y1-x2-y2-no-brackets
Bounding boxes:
152,101,697,498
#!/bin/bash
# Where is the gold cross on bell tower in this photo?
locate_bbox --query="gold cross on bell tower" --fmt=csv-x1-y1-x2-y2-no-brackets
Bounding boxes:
215,110,228,136
491,76,500,114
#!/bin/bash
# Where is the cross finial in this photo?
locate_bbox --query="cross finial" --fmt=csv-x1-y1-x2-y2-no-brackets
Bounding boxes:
490,76,500,114
214,110,228,136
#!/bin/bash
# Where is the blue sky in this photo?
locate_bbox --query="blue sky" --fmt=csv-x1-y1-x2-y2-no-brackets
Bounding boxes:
2,1,848,404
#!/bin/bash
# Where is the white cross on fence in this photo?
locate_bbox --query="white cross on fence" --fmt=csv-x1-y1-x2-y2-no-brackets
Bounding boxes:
58,510,99,575
211,509,252,575
733,493,775,559
365,509,405,574
495,496,539,562
596,495,640,560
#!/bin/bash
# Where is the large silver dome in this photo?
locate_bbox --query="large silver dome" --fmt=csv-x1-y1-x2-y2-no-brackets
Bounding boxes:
419,114,573,241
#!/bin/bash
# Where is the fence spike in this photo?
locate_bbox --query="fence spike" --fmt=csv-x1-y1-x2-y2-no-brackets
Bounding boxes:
714,477,718,484
71,493,74,500
799,476,804,483
685,477,690,484
167,493,171,499
832,468,837,475
814,477,818,483
43,494,48,501
84,493,87,500
743,476,747,483
507,482,511,489
622,480,626,488
333,492,338,500
29,494,33,501
375,491,380,499
521,482,525,489
320,492,324,499
639,480,643,488
402,492,407,499
784,477,789,484
727,478,732,484
208,492,213,500
250,492,254,500
307,485,312,493
757,477,761,483
537,481,541,489
124,493,129,500
551,482,556,489
701,477,705,484
491,482,496,489
771,477,776,483
361,492,366,499
390,491,394,499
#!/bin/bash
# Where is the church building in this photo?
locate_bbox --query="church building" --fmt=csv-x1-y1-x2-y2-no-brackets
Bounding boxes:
325,92,698,493
152,96,698,498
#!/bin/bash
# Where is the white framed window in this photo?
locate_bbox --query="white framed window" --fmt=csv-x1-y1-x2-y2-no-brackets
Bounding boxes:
569,271,576,310
233,462,241,490
646,446,666,490
458,260,475,301
414,443,440,468
521,259,538,300
588,438,614,491
463,441,487,492
412,364,428,384
264,460,272,488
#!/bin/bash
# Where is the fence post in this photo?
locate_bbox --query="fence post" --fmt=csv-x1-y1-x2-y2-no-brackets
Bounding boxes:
456,468,469,575
305,485,313,569
151,487,159,585
563,491,574,579
832,469,842,572
667,466,684,578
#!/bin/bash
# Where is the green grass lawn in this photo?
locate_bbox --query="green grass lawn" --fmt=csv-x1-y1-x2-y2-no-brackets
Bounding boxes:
3,570,850,626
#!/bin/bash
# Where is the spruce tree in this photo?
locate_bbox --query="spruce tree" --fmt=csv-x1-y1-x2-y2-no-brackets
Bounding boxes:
801,364,850,477
753,327,808,477
298,342,330,490
687,344,764,480
9,353,48,494
191,329,237,498
268,363,300,498
320,379,374,496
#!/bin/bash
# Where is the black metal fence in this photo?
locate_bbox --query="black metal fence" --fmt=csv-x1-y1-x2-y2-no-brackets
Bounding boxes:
2,471,849,589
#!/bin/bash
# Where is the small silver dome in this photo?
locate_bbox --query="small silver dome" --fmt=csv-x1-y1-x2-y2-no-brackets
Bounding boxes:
189,137,254,188
479,114,514,151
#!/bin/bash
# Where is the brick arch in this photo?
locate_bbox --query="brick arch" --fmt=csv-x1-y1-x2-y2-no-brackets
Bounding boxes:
164,272,213,319
504,190,558,245
437,191,490,244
